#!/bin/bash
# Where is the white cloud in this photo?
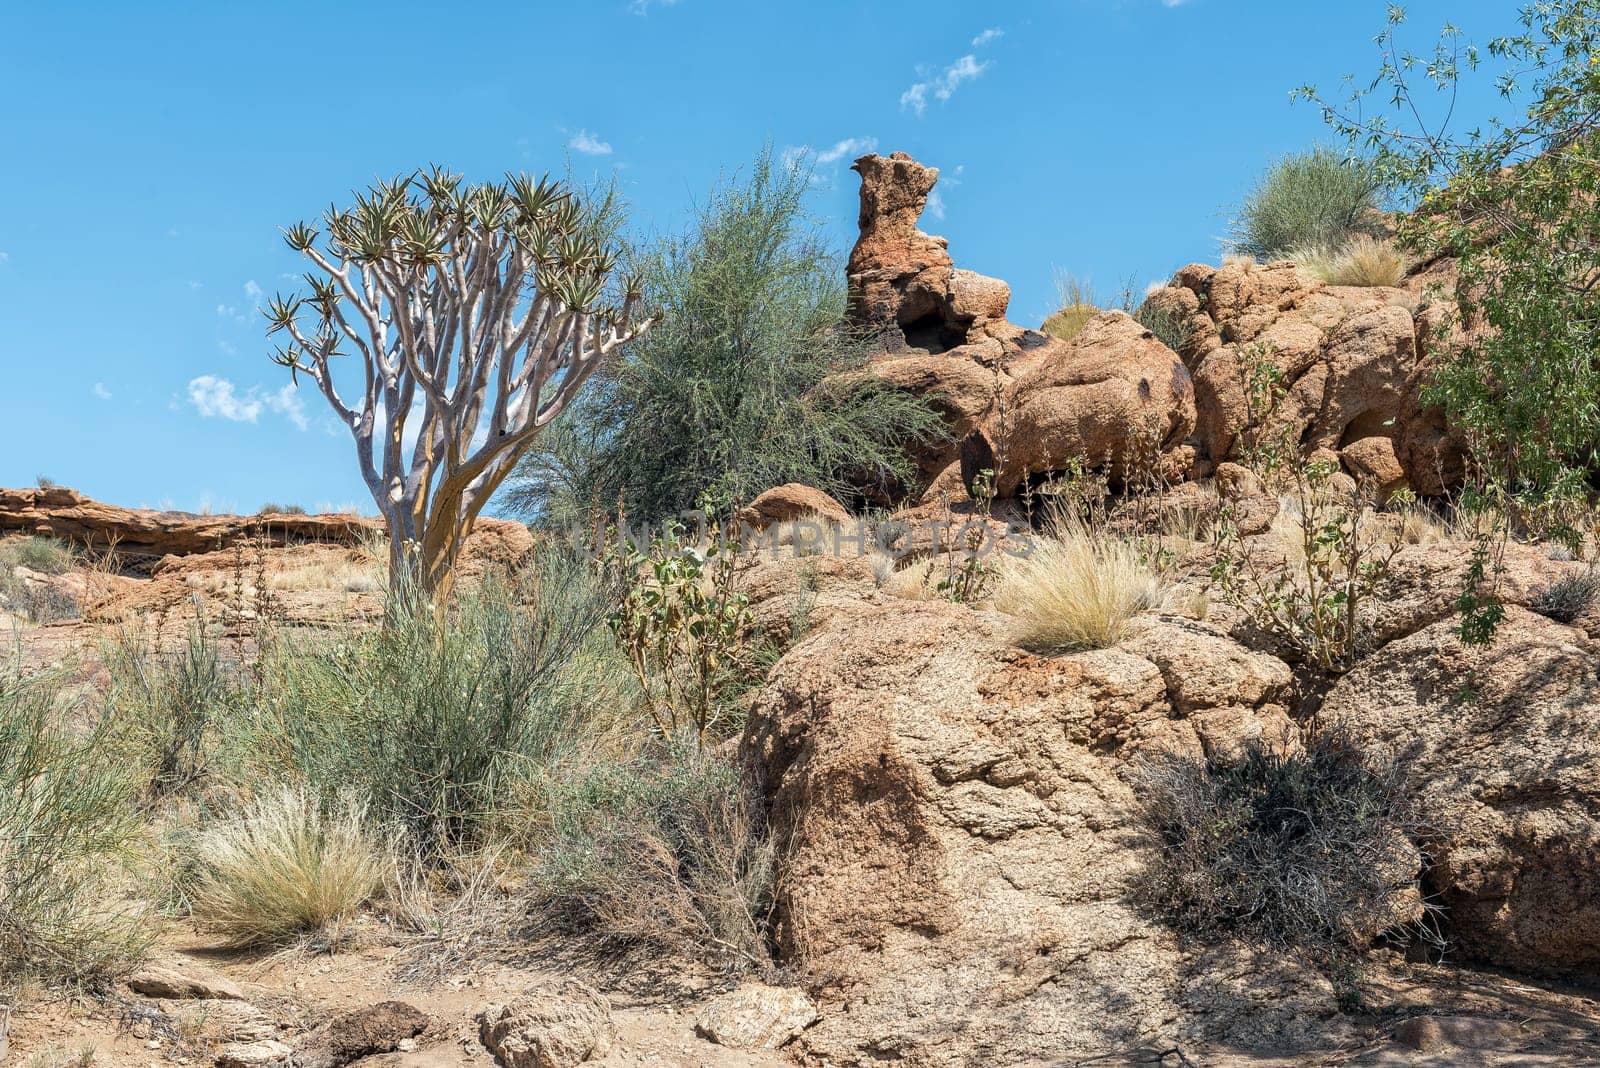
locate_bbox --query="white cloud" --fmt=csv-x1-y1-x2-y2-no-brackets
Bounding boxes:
901,53,989,116
268,383,308,431
569,129,613,156
187,375,308,430
0,251,9,263
628,0,679,14
926,189,947,221
187,280,204,290
188,375,263,423
244,279,263,301
971,27,1004,47
92,382,112,401
816,137,878,165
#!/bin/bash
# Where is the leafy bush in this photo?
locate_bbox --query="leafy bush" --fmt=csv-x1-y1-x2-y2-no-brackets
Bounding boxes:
609,531,751,747
1230,147,1386,261
188,789,383,947
1290,234,1408,287
0,666,145,982
1531,568,1600,624
995,522,1165,652
241,556,629,855
524,754,773,970
508,147,945,525
1136,727,1431,983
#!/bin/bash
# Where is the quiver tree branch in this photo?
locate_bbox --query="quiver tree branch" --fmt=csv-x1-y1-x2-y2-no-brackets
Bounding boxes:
267,165,652,597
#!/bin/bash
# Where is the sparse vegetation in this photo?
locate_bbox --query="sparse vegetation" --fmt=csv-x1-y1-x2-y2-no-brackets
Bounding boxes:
1230,147,1386,261
1137,726,1433,1001
524,753,774,970
0,537,80,623
187,789,383,947
0,666,145,983
995,520,1165,653
1042,274,1100,342
1289,234,1408,287
1531,567,1600,624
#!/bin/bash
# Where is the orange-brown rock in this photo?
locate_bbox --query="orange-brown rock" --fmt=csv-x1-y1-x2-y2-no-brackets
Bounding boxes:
0,485,371,560
1323,606,1600,974
735,484,851,532
740,599,1383,1065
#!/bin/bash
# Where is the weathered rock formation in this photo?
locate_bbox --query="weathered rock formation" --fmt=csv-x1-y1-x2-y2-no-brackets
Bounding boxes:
740,590,1385,1065
1143,258,1469,495
0,485,369,559
841,153,1196,493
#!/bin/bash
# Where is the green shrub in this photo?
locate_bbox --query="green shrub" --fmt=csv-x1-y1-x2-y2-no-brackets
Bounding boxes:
187,789,383,947
524,753,773,970
1,537,75,576
508,146,945,525
239,553,631,855
1136,726,1431,986
103,626,241,797
0,666,145,982
1230,147,1386,261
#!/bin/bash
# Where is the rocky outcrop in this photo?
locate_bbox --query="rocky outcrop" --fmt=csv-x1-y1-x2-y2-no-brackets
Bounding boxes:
1323,607,1600,974
693,983,818,1050
741,597,1356,1065
0,485,370,559
841,152,1196,495
1147,258,1467,495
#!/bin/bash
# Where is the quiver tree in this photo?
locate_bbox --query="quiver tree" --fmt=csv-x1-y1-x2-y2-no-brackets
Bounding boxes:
266,167,651,598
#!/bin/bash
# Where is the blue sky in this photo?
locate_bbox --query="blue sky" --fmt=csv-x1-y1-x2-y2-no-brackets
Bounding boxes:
0,0,1513,514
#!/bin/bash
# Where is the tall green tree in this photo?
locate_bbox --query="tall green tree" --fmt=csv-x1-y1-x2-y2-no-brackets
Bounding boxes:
508,148,944,525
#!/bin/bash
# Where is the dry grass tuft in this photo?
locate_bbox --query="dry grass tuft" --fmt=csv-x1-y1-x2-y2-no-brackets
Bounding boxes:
996,524,1166,652
188,789,383,947
1290,234,1407,287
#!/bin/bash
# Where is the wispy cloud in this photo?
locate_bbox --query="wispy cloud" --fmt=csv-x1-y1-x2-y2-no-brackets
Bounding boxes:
628,0,679,13
92,382,112,401
187,376,307,430
816,137,878,165
901,53,989,116
569,129,613,156
925,163,965,221
971,27,1004,46
0,251,9,263
243,279,263,301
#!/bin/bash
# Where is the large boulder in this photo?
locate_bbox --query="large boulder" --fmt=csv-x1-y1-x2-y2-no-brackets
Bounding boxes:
980,311,1197,494
741,600,1359,1065
1322,607,1600,974
1155,258,1462,495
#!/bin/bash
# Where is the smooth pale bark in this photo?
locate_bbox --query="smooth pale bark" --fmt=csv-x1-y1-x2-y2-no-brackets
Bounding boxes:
273,182,650,598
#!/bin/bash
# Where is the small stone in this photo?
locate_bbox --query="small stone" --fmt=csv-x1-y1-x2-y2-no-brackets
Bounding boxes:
693,983,818,1051
128,964,246,1002
479,980,616,1068
214,1040,291,1068
291,1002,428,1068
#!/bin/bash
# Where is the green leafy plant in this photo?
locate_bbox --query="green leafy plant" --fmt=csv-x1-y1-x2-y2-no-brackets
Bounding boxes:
609,527,751,747
1210,346,1405,673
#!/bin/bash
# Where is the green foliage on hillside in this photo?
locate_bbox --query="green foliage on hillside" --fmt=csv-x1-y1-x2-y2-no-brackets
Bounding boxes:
508,147,945,525
1303,0,1600,641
